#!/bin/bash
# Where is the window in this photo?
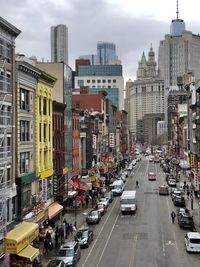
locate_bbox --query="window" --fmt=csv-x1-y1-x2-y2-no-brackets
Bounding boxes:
20,88,29,110
78,80,84,86
92,80,95,83
102,80,106,83
20,152,30,174
108,80,111,83
44,124,47,141
113,79,116,83
43,97,47,115
87,80,90,83
23,187,31,208
49,100,51,115
20,121,30,141
97,80,101,83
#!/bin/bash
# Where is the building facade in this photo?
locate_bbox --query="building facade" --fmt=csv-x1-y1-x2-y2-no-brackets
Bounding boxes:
97,41,118,65
72,107,80,178
0,16,20,259
15,60,41,221
74,64,124,110
51,24,68,65
35,71,56,207
129,46,164,138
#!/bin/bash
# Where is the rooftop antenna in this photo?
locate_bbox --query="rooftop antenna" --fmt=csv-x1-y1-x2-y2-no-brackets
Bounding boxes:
176,0,179,20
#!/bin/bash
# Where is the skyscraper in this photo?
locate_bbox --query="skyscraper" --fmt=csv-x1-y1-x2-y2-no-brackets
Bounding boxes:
51,24,68,65
97,41,118,65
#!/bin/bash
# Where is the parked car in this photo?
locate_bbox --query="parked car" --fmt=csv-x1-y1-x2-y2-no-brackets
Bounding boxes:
185,232,200,253
96,203,107,216
104,191,113,203
165,174,175,182
159,185,169,195
46,259,65,267
173,196,185,207
148,172,156,181
98,197,109,208
171,190,182,201
178,213,194,230
168,179,176,187
56,241,81,266
74,228,94,248
86,210,101,224
177,208,189,219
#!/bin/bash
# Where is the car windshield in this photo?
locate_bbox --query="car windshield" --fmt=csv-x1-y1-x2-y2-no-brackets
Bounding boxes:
97,204,104,209
77,231,88,238
190,238,200,244
58,248,74,257
121,199,136,204
47,260,62,267
90,211,98,216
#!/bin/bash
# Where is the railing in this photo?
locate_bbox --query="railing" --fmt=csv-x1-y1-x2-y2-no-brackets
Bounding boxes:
0,146,11,159
0,110,11,126
0,180,12,191
0,80,11,94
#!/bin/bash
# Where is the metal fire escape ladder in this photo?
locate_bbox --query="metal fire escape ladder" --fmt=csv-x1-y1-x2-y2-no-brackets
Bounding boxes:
0,57,10,241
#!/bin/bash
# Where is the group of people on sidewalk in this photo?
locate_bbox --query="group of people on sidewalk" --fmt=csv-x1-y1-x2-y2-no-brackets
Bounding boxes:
43,219,77,254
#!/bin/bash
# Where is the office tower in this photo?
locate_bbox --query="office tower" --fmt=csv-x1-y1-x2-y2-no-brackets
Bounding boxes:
158,2,200,88
97,41,118,65
129,46,164,138
51,24,68,65
78,54,97,65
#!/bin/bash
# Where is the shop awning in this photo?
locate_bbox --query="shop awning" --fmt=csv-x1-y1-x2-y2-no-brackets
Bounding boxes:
18,245,39,262
5,222,39,254
48,202,63,220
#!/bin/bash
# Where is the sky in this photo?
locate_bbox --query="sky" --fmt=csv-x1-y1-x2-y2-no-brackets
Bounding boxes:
1,0,200,82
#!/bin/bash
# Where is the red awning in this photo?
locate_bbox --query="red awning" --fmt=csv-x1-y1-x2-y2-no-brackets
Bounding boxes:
48,203,63,219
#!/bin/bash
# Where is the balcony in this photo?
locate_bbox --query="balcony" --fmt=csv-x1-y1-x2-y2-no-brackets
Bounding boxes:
0,110,11,127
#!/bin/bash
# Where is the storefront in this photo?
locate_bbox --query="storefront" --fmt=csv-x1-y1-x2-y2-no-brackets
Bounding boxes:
5,222,39,266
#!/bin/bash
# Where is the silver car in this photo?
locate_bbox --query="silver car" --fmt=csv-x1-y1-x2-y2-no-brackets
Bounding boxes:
56,241,81,267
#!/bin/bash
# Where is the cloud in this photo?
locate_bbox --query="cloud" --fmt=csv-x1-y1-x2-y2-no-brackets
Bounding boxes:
0,0,178,80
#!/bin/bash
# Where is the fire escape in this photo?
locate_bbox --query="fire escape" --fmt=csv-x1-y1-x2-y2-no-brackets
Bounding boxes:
0,47,12,243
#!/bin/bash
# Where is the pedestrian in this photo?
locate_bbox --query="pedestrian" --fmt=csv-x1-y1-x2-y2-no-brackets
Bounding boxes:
59,226,64,244
85,195,90,207
135,180,139,188
187,190,190,199
55,229,59,248
43,238,49,254
45,231,51,241
69,223,73,236
171,211,176,224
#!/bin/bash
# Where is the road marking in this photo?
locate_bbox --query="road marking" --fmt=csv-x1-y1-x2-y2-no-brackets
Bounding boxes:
81,193,119,267
165,240,176,246
161,233,166,256
96,211,120,267
128,234,138,267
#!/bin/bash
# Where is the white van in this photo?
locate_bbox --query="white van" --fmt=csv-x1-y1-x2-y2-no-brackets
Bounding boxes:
110,180,124,196
120,190,137,214
185,232,200,252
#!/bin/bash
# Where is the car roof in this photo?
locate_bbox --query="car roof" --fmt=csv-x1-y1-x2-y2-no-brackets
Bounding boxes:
149,172,155,175
61,241,77,249
187,232,200,238
47,259,64,267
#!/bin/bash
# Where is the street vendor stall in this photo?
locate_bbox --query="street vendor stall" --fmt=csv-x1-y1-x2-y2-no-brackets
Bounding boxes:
5,221,40,266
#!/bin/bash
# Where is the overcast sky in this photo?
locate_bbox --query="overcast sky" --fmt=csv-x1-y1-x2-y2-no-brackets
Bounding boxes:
1,0,200,81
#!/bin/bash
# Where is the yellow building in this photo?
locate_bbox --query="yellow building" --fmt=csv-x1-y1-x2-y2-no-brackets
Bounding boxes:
35,71,56,204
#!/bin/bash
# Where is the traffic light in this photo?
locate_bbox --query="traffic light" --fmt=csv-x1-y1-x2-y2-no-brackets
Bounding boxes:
53,176,58,196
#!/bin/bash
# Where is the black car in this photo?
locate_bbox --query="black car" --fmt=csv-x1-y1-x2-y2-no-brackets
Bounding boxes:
86,210,101,224
173,196,185,207
74,229,94,248
178,213,194,230
165,174,175,182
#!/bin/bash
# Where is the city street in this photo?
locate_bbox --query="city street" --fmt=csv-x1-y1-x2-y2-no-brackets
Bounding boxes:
75,159,200,267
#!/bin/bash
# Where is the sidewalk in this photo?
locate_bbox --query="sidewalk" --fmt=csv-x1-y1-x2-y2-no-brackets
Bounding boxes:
41,203,93,266
179,172,200,232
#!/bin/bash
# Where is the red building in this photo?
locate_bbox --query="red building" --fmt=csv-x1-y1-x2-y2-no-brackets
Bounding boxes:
52,101,66,197
72,107,80,177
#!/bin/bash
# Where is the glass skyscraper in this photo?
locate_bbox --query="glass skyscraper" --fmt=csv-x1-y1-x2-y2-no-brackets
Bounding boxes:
97,42,118,65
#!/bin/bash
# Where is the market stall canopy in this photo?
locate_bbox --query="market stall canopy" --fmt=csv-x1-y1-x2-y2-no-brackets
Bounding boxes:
5,222,39,254
48,202,63,220
17,245,39,262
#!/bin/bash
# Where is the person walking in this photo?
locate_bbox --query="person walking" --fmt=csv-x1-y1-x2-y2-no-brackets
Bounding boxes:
69,223,73,236
135,180,139,188
55,229,59,248
171,211,176,224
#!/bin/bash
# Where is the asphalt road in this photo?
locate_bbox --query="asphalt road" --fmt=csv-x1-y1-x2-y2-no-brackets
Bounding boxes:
77,158,200,267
